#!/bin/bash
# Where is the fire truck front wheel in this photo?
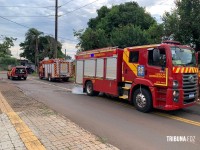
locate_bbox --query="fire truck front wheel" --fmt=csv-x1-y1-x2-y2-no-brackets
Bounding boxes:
133,88,152,113
85,81,99,96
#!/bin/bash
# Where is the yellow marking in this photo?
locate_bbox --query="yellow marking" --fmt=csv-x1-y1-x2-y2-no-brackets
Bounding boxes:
0,93,46,150
176,67,180,73
124,80,132,83
119,95,128,99
154,112,200,127
128,44,160,50
181,68,184,73
189,67,192,73
123,48,139,76
185,67,188,73
154,68,168,86
77,47,116,56
122,87,130,90
109,98,200,127
122,77,124,81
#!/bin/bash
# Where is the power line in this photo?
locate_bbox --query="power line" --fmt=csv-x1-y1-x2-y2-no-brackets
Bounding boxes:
0,15,54,18
0,5,54,8
61,0,99,16
60,0,75,7
0,16,29,29
0,15,77,42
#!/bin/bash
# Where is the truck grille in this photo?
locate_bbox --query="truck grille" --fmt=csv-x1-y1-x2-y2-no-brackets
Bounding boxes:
182,74,198,104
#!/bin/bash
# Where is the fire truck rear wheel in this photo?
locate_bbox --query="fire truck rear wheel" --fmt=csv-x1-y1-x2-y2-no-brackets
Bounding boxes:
86,81,99,96
133,88,152,113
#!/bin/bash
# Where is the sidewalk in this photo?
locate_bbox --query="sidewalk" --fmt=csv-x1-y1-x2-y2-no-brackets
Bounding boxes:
0,80,119,150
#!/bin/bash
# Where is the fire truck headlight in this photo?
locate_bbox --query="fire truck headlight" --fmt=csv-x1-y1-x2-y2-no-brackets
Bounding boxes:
173,90,179,98
173,80,179,88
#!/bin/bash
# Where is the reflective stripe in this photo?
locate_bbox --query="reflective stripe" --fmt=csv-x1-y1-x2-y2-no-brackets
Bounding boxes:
173,67,198,73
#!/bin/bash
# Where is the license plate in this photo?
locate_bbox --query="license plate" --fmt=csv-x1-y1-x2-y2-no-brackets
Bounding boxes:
189,93,194,98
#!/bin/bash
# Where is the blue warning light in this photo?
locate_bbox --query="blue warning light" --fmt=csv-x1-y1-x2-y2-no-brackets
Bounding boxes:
90,53,94,57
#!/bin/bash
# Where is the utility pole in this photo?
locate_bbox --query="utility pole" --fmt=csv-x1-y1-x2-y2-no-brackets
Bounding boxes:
54,0,58,58
65,49,66,60
35,37,38,73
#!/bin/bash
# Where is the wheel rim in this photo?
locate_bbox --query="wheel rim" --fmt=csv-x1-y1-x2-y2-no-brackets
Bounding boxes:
86,83,92,94
136,93,146,108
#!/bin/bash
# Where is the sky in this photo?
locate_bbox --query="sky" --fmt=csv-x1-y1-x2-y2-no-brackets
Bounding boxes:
0,0,175,59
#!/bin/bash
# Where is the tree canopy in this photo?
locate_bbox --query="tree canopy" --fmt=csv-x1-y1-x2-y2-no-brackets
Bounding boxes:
0,36,16,57
74,2,163,51
162,0,200,51
20,28,65,65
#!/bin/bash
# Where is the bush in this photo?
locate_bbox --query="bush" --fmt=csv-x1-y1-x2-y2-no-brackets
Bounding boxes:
0,57,19,71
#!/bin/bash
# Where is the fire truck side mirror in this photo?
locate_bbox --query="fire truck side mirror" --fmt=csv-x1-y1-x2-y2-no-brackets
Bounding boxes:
153,48,160,62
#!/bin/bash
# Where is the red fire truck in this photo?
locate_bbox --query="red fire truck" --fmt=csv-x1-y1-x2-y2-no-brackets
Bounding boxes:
39,58,73,81
75,42,198,112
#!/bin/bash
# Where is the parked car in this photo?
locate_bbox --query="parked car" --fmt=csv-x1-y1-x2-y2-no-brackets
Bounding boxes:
7,66,28,80
25,66,34,74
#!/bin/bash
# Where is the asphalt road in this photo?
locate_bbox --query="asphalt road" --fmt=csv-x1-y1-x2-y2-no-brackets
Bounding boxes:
1,73,200,150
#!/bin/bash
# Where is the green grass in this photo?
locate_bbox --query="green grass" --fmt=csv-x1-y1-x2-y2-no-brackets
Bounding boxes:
68,76,75,82
31,72,38,77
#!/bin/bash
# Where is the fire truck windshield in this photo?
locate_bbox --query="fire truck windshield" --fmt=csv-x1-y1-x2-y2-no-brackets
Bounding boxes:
171,46,196,67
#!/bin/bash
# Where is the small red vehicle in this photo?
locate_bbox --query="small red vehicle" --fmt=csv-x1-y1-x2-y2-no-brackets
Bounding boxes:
7,66,28,80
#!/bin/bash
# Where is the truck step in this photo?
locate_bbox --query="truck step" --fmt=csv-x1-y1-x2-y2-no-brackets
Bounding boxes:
119,95,128,99
122,86,130,90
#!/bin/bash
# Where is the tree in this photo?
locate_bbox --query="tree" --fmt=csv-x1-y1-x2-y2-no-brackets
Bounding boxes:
110,25,148,48
20,28,65,66
74,2,161,51
0,36,16,57
162,0,200,51
38,35,64,60
65,55,72,60
145,23,164,44
20,28,43,71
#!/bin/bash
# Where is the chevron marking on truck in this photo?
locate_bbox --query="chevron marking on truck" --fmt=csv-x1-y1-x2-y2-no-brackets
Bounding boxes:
173,67,198,73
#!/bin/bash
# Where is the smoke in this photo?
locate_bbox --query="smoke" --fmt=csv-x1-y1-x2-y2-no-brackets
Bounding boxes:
72,86,85,95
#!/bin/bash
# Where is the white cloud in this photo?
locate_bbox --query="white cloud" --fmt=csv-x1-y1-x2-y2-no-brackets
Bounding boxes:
0,0,175,59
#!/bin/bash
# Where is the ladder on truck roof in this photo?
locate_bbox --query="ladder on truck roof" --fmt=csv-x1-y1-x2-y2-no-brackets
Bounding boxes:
77,47,119,56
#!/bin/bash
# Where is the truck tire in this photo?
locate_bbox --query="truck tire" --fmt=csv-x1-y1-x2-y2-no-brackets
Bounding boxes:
7,76,10,79
63,77,69,82
85,81,99,96
10,76,14,80
133,88,152,113
24,77,27,80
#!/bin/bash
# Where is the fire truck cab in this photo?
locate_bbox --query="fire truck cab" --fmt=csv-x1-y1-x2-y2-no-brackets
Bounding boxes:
75,43,198,112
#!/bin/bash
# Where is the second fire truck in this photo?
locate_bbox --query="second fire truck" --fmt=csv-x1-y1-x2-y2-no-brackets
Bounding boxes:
39,58,73,82
75,41,198,112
